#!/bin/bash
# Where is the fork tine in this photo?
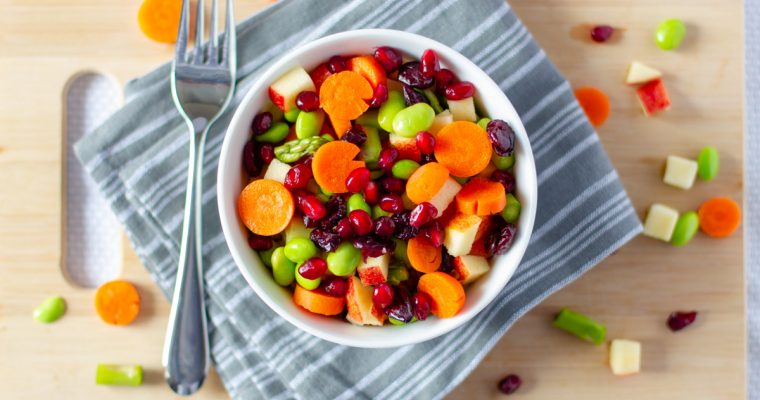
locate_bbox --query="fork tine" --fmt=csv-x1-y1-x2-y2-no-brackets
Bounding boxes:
192,0,205,64
206,0,219,63
221,0,236,67
175,0,191,62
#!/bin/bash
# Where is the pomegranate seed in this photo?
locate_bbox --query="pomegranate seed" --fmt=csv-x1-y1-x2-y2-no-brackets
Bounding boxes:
491,170,515,193
373,46,402,73
590,25,614,43
498,374,522,395
412,292,431,320
409,202,437,228
421,220,444,247
372,283,395,309
345,167,371,193
335,218,355,239
420,49,440,78
297,193,327,220
251,111,273,135
403,84,429,106
298,257,328,280
364,181,379,205
259,144,275,164
247,233,273,251
377,148,399,172
667,311,698,332
380,177,405,194
323,277,348,297
327,55,347,73
242,140,259,177
435,68,457,95
444,81,475,100
369,82,389,108
374,216,396,236
348,210,374,235
486,221,517,256
379,193,404,213
295,91,320,112
416,131,436,154
284,164,313,190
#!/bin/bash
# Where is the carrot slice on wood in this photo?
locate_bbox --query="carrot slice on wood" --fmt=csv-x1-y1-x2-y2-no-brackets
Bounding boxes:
408,236,442,273
434,121,493,177
347,55,387,89
294,286,346,316
698,197,741,238
329,114,352,138
417,272,465,318
95,280,141,325
456,178,507,215
406,162,451,204
574,87,610,127
319,71,373,120
237,179,294,236
137,0,183,43
312,141,365,193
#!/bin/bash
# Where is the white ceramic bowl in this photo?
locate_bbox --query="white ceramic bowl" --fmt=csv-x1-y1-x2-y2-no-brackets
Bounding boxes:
217,29,537,348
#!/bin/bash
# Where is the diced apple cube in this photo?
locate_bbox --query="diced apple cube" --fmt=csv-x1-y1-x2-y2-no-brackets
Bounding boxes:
609,339,641,376
444,213,482,256
625,61,662,85
642,203,679,242
357,254,390,286
429,178,461,218
263,158,291,184
636,79,671,116
447,97,477,122
429,110,454,134
453,255,490,284
389,133,421,162
268,66,316,112
345,276,386,326
663,155,698,190
284,217,312,242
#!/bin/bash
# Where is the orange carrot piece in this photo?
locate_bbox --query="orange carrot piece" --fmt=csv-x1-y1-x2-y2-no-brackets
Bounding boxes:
455,178,507,215
319,71,373,121
434,121,493,177
417,272,465,318
237,179,294,236
698,197,741,238
347,55,387,89
95,280,141,325
293,286,346,316
574,87,610,127
312,141,365,193
329,114,352,138
406,162,451,204
408,236,442,273
137,0,183,43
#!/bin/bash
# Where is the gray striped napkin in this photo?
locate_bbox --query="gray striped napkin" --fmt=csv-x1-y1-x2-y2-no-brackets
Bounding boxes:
75,0,642,398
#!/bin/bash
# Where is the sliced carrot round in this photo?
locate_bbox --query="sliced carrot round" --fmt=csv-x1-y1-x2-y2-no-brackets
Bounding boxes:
408,236,442,273
293,286,346,316
417,272,465,318
237,179,294,236
698,197,741,238
137,0,183,43
574,87,610,127
328,114,352,138
456,178,507,215
319,71,373,121
434,121,493,177
95,280,141,325
347,55,387,89
406,162,450,204
312,141,365,193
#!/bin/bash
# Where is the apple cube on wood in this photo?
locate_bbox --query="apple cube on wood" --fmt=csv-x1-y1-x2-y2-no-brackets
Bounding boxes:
263,159,291,184
345,276,386,326
447,97,477,122
642,203,679,242
663,155,698,190
625,61,662,85
636,79,671,116
609,339,641,376
444,213,482,256
453,255,490,284
268,66,316,112
357,254,390,286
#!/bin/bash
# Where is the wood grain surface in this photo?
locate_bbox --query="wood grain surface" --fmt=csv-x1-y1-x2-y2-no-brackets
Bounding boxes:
0,0,744,399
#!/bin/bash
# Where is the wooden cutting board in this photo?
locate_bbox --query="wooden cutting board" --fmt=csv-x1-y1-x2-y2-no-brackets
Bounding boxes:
0,0,744,399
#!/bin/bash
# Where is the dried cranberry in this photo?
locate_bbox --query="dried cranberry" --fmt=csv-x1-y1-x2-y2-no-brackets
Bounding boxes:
317,195,347,231
590,25,614,43
327,55,347,73
242,140,259,177
335,218,354,239
377,148,399,172
667,311,698,332
348,210,374,236
323,277,348,297
295,91,320,112
439,247,455,273
259,144,275,164
380,177,405,194
374,216,396,237
247,233,272,251
372,283,395,310
373,46,402,73
297,193,327,220
341,126,367,146
485,220,517,256
435,68,457,95
303,214,319,229
251,111,273,135
498,374,522,395
392,211,419,240
416,131,435,154
491,170,515,193
352,235,395,258
364,181,379,205
412,292,431,321
409,202,437,228
420,49,440,79
386,287,414,322
298,257,328,280
403,84,429,106
398,61,434,89
369,82,389,108
444,81,475,100
284,164,313,190
486,119,516,156
309,229,341,252
345,167,371,193
379,193,404,213
420,220,444,247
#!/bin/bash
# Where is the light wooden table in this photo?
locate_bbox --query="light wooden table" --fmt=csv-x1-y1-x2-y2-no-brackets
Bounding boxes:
0,0,745,399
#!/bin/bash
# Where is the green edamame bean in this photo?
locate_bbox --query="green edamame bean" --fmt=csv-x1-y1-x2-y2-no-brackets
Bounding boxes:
671,211,699,246
283,237,317,263
295,266,321,290
392,103,435,138
259,247,276,268
387,265,409,286
697,146,719,181
392,160,420,180
271,247,296,286
372,204,391,219
326,242,361,276
492,153,515,170
422,89,444,114
361,126,382,163
393,239,409,264
255,122,290,143
356,110,380,129
284,108,300,123
477,117,491,130
33,295,66,323
655,18,686,51
295,110,323,139
347,193,371,214
96,364,143,386
501,193,522,223
378,91,406,132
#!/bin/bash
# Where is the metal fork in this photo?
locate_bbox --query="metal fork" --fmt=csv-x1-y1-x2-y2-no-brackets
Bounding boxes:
163,0,236,395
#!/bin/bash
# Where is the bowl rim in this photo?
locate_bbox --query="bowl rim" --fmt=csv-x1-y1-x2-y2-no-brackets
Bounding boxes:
217,28,538,348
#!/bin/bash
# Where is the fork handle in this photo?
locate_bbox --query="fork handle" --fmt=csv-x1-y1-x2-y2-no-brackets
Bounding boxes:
163,125,210,395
